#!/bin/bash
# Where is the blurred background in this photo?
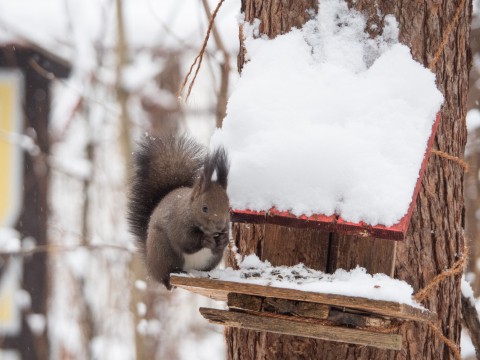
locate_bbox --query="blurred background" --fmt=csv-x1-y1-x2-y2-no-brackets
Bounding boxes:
0,0,239,359
0,0,479,359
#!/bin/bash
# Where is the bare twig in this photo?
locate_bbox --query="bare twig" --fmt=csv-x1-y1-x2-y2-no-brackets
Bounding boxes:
146,0,215,56
200,0,230,128
178,0,226,101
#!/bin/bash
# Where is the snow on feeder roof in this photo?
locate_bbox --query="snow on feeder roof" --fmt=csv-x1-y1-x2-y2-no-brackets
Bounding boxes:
211,0,444,240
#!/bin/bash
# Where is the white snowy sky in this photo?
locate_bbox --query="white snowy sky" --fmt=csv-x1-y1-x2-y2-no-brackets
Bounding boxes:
0,0,240,58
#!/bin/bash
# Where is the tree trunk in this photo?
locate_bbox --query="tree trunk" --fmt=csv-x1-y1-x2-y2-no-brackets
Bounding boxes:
226,0,472,359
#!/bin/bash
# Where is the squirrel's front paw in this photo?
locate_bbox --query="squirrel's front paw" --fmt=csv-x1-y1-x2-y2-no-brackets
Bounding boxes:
214,232,229,249
201,235,217,249
162,277,173,291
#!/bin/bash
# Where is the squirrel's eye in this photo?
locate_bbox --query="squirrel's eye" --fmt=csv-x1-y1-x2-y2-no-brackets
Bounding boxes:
202,205,209,213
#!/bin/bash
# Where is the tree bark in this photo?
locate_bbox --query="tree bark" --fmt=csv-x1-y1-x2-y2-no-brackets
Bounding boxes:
226,0,472,359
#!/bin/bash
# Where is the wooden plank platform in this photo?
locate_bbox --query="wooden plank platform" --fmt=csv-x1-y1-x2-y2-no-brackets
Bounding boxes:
200,307,403,350
231,113,441,241
170,275,436,322
228,293,393,328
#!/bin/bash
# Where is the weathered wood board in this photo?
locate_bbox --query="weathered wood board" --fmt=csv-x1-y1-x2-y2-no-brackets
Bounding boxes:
200,307,403,350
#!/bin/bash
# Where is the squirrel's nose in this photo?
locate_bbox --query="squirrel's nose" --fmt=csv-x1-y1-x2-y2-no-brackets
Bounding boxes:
212,216,227,230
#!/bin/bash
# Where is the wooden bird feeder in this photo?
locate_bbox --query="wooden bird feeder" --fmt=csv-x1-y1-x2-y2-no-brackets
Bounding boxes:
172,114,441,350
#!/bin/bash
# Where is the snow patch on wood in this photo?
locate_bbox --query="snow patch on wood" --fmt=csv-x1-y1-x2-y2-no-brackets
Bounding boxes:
184,254,423,308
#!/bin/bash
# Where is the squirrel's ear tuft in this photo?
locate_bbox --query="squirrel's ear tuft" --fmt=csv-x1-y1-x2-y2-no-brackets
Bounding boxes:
212,147,229,189
201,146,229,192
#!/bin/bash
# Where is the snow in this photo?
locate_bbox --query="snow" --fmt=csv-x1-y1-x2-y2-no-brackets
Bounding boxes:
21,236,36,253
134,279,147,291
461,329,476,359
467,108,480,132
15,289,32,310
460,277,480,359
187,254,422,308
211,0,444,227
26,313,47,335
0,228,21,252
121,52,164,93
461,296,480,359
136,302,147,317
179,330,226,360
136,318,161,337
461,276,476,306
90,336,134,360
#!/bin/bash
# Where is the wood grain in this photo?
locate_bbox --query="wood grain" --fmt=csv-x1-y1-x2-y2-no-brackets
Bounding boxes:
328,235,397,276
200,307,403,350
262,223,331,269
328,309,392,328
228,293,330,320
232,222,331,271
228,293,392,328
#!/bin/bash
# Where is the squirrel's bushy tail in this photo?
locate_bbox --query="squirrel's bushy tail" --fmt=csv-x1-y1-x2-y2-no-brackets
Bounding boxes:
127,135,205,249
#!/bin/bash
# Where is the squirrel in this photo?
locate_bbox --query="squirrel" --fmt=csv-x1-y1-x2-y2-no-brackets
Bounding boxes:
128,135,230,290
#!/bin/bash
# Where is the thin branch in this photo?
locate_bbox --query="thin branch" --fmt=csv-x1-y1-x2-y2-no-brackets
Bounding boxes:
201,0,231,128
178,0,226,101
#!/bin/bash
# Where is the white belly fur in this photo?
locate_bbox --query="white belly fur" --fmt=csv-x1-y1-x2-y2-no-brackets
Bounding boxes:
183,248,214,271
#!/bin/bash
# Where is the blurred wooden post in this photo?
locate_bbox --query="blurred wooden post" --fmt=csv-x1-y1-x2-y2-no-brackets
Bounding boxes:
0,45,69,360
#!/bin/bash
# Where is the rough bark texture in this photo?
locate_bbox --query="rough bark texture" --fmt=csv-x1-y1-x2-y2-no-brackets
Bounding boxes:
226,0,472,359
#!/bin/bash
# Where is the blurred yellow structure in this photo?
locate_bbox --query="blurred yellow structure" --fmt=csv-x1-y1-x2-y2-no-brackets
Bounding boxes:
0,70,23,228
0,257,22,336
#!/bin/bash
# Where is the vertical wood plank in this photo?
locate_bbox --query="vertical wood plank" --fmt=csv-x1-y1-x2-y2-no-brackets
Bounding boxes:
328,234,396,276
231,223,330,272
262,224,330,271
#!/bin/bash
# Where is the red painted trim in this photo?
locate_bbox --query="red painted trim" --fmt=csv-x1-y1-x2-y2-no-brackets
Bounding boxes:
231,113,442,241
394,112,442,237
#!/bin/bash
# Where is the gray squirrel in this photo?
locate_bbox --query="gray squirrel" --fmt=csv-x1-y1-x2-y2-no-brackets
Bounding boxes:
128,135,230,289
